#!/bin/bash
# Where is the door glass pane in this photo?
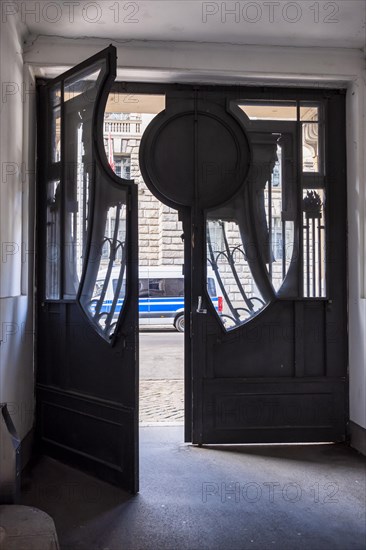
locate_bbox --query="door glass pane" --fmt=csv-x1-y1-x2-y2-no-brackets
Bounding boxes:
44,58,109,301
79,175,127,340
262,142,295,292
238,101,297,121
303,189,326,297
300,104,319,121
45,179,61,299
51,106,61,163
64,62,104,101
302,123,320,172
61,59,108,298
63,107,92,298
50,84,62,164
50,84,61,106
301,100,321,173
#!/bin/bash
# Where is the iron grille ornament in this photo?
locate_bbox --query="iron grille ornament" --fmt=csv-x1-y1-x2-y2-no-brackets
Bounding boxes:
303,190,323,219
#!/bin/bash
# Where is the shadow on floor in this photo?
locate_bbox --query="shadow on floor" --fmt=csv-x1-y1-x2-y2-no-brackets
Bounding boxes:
21,427,366,550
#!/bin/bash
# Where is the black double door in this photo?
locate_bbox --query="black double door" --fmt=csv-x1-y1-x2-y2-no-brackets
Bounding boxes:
37,49,347,492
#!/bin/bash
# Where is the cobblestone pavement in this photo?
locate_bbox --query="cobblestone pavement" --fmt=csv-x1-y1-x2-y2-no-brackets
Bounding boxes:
140,379,184,425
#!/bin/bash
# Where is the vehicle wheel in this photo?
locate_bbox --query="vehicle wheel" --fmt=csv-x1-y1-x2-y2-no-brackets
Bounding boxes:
175,314,185,332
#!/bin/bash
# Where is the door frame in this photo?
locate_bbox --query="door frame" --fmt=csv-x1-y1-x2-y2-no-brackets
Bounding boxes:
36,78,348,447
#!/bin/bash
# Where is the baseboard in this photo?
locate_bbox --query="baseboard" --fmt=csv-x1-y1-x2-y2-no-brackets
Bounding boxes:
21,427,35,471
349,421,366,456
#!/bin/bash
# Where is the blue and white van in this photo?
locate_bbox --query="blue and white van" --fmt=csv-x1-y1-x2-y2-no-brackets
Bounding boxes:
138,266,186,331
138,266,221,331
93,265,221,332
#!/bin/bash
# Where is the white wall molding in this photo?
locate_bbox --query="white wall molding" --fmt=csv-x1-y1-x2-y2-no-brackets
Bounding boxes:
24,36,364,84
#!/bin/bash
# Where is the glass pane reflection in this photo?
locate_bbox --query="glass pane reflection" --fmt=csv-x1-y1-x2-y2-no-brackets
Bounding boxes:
79,182,127,340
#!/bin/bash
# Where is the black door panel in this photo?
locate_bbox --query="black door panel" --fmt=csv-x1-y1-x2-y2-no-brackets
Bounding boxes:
202,378,345,443
37,46,139,492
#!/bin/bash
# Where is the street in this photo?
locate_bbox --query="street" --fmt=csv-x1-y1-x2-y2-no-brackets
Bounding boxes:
139,331,184,423
139,330,184,380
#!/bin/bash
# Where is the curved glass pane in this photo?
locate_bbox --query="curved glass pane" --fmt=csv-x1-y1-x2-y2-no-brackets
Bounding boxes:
206,199,270,331
207,101,302,330
79,167,127,340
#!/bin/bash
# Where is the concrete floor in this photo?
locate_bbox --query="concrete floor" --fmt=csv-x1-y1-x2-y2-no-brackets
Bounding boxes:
21,427,366,550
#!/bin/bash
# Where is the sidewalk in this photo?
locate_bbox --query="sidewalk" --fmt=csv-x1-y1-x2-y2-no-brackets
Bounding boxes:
140,379,184,425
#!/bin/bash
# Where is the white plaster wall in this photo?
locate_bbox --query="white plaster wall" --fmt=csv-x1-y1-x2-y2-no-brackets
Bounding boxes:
347,79,366,431
0,18,23,298
0,14,35,440
24,38,366,435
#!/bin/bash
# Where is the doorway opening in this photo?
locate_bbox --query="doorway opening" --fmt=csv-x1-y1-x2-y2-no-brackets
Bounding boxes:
103,92,186,426
36,48,347,493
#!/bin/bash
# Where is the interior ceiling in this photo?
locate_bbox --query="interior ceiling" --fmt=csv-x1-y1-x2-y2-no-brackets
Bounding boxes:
24,0,365,49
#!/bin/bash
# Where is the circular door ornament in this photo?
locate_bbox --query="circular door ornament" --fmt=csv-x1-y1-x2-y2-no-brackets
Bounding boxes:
139,99,251,210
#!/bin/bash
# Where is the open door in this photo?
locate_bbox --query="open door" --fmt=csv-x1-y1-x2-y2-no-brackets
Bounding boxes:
36,46,139,492
140,87,347,445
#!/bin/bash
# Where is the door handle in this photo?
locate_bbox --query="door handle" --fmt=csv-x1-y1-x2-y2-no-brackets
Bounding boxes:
196,296,207,314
